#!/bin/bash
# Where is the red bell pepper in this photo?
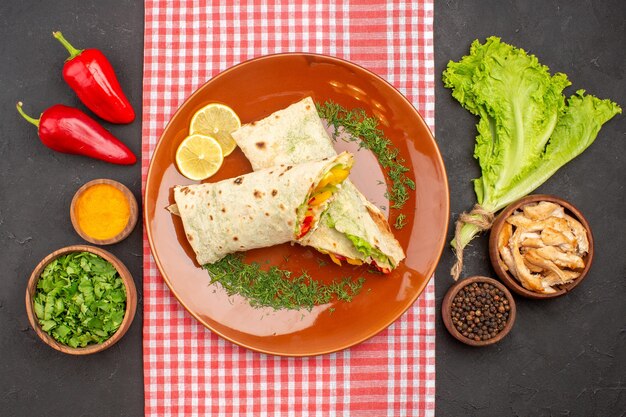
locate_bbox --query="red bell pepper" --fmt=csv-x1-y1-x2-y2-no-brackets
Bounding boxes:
16,102,136,165
371,261,391,274
297,215,315,239
53,31,135,124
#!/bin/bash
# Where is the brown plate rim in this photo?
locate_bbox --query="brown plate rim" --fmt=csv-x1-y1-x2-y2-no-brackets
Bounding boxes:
144,52,450,356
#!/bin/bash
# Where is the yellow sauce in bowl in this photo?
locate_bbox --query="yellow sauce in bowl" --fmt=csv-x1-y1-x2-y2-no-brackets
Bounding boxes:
75,183,130,240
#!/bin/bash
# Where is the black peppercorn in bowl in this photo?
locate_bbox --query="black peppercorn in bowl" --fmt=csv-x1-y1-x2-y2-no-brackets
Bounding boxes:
442,276,516,347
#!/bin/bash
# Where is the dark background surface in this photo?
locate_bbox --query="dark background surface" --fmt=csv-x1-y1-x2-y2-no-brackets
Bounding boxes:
0,2,145,417
434,1,625,416
1,1,623,416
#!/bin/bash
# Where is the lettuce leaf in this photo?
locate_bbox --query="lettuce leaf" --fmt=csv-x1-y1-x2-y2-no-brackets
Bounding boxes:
443,37,621,254
497,90,622,208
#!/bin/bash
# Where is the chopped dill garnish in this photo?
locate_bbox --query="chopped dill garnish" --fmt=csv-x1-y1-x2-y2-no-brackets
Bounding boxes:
204,254,366,310
349,277,366,294
394,214,408,229
316,101,414,228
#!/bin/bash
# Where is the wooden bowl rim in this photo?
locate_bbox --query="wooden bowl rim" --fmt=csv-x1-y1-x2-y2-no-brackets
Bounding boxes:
488,194,594,299
25,245,137,355
441,276,516,347
70,179,139,246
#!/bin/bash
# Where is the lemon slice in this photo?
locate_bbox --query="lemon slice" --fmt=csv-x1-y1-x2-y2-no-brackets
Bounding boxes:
175,134,224,180
189,103,240,156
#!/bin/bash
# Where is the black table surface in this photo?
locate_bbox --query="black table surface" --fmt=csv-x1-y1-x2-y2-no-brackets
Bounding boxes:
1,1,624,416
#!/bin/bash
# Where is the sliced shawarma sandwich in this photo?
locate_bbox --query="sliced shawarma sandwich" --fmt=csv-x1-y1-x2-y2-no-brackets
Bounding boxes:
172,152,353,265
231,97,406,273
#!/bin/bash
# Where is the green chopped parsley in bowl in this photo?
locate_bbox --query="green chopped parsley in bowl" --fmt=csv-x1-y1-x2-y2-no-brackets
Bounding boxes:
26,246,136,354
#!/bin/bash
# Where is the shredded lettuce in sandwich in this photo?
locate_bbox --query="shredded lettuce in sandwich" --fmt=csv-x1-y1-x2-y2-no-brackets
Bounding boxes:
345,234,392,268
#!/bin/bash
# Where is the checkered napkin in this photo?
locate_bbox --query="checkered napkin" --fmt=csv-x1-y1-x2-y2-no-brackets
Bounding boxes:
142,1,435,415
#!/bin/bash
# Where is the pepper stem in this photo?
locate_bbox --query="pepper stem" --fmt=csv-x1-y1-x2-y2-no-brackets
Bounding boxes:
16,102,40,127
52,31,83,60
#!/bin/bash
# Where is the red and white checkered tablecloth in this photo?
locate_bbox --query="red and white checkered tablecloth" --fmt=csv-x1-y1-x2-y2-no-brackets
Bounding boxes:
142,1,435,415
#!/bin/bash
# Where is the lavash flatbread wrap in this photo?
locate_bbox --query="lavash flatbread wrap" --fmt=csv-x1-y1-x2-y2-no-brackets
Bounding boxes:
173,152,353,265
231,97,405,272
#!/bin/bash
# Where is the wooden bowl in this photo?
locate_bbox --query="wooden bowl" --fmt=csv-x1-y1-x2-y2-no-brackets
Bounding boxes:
442,276,516,347
489,194,594,299
70,179,138,245
25,245,137,355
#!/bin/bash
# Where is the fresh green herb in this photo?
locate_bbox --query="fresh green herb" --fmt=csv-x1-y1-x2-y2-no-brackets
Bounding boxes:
317,101,414,227
394,214,408,229
204,254,365,310
33,252,126,348
316,258,327,268
443,37,621,278
348,277,366,294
